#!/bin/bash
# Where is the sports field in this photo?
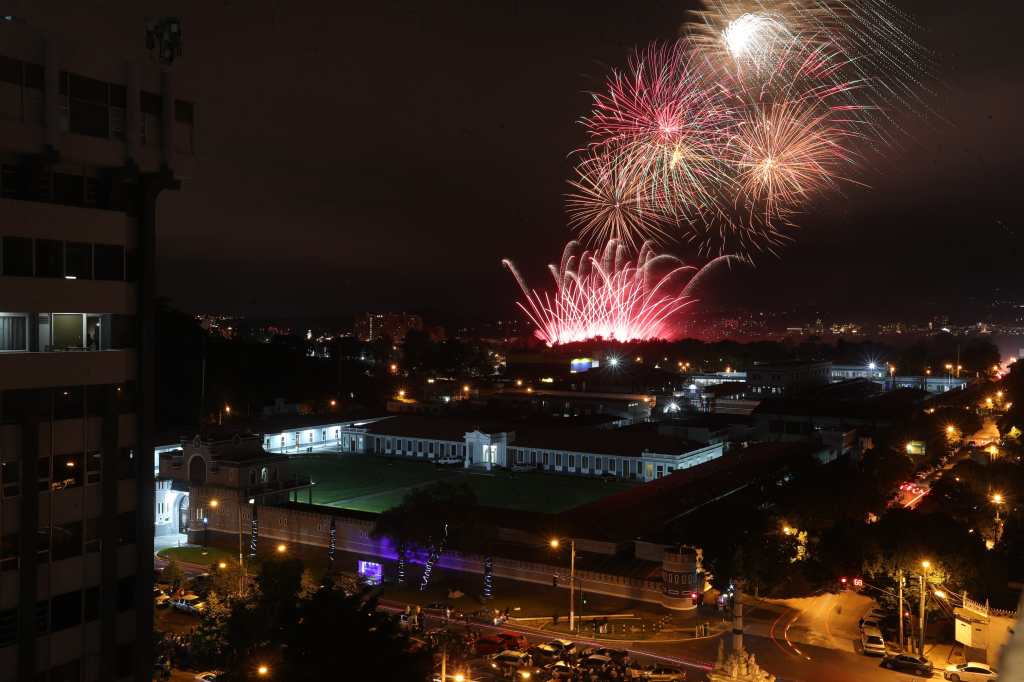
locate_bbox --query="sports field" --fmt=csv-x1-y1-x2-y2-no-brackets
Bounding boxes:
289,454,634,514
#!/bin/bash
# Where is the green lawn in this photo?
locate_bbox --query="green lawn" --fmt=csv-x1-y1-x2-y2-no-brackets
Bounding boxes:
290,455,633,514
157,545,236,567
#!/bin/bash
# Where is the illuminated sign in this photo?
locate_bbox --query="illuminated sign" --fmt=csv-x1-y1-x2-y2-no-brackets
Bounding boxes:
569,358,600,373
358,560,383,585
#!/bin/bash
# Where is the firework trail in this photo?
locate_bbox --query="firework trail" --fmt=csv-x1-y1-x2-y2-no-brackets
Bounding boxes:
502,240,739,346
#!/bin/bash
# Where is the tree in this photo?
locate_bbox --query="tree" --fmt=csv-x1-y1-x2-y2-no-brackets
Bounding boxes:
282,580,432,681
372,482,478,591
160,559,185,593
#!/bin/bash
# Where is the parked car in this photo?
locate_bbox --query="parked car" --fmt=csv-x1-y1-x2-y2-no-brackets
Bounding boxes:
548,639,581,659
474,635,507,656
643,666,687,681
859,614,882,631
489,650,532,675
495,631,529,651
528,643,561,664
944,662,999,681
881,653,933,676
543,660,575,680
860,626,886,656
171,594,207,616
588,647,630,665
579,654,614,670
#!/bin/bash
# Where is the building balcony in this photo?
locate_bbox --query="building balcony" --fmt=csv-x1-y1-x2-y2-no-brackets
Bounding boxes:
0,197,134,246
0,348,136,390
0,278,136,315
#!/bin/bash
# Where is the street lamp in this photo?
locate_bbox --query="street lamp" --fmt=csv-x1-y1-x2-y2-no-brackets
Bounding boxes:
209,499,218,508
276,543,287,554
918,560,931,654
550,538,576,632
257,664,269,677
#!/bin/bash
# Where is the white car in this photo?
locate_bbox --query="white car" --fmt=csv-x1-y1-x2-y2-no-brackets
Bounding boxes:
860,626,886,656
490,650,531,673
944,662,999,681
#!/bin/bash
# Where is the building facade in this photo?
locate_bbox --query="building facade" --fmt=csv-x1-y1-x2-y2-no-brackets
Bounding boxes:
747,360,832,396
353,312,423,343
0,20,193,682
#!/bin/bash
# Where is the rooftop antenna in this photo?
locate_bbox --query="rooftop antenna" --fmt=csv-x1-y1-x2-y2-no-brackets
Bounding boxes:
145,17,183,65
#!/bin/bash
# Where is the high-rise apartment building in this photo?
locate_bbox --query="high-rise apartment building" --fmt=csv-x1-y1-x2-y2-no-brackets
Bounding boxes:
0,19,194,681
354,312,423,343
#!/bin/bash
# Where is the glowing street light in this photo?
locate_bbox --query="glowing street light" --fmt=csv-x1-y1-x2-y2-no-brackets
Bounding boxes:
397,389,406,399
329,399,337,407
549,537,577,632
218,561,227,569
992,493,1004,506
921,560,931,570
276,543,287,554
257,664,269,677
454,674,466,682
209,499,219,508
462,384,470,393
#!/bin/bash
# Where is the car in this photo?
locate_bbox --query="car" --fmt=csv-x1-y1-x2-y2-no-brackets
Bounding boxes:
861,626,886,656
543,660,575,680
474,635,507,656
171,594,206,616
194,672,224,681
859,614,882,631
881,653,933,676
489,650,533,675
589,647,630,665
548,639,581,658
644,666,687,681
528,643,561,664
944,662,999,681
495,631,529,651
579,654,614,670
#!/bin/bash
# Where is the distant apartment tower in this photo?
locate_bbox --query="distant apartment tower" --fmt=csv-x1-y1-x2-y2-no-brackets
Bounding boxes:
0,20,194,682
355,312,423,343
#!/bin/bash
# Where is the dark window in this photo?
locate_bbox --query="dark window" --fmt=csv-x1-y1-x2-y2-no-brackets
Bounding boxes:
0,530,17,571
0,607,15,646
69,99,109,138
1,236,31,276
109,84,126,108
35,239,62,277
86,451,101,485
0,315,26,351
0,164,17,199
50,590,82,631
68,74,108,105
54,386,84,420
50,521,82,561
116,575,134,611
37,456,50,493
117,510,136,545
93,244,125,280
64,242,92,279
84,518,100,553
83,586,100,621
125,248,138,280
53,172,85,206
23,62,43,90
0,55,20,85
34,600,48,635
53,453,83,491
1,460,19,498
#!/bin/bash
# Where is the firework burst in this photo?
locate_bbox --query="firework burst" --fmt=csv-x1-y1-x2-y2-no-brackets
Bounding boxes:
503,239,741,346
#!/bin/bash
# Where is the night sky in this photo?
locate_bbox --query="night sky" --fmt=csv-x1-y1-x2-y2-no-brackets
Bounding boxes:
14,1,1024,320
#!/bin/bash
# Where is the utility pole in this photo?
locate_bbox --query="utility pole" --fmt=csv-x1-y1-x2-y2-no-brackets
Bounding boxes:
919,561,930,655
897,568,905,651
569,539,576,633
